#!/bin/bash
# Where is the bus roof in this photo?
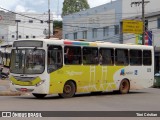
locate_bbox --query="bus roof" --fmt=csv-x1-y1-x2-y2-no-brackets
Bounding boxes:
13,38,153,50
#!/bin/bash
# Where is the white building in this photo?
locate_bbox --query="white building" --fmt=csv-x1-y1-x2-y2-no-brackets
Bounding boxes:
0,11,15,44
9,13,53,41
0,11,53,44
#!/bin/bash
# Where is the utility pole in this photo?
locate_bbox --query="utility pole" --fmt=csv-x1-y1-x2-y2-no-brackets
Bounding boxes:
48,0,51,39
142,0,145,45
131,0,150,45
15,20,21,40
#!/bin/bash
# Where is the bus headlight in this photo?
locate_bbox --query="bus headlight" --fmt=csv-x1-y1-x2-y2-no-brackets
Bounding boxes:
35,80,45,87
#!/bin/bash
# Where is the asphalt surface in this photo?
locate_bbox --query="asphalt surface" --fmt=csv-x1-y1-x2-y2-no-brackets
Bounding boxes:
0,79,160,120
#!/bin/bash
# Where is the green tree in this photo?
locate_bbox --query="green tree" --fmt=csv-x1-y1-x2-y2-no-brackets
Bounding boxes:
53,20,62,28
62,0,90,16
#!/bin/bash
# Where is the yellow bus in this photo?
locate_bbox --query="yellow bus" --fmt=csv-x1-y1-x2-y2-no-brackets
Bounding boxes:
9,39,154,98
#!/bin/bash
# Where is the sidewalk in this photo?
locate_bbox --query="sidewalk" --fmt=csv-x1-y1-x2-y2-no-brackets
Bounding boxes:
0,79,21,96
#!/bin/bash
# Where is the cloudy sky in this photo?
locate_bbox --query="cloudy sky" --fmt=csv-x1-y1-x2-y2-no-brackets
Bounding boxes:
0,0,112,14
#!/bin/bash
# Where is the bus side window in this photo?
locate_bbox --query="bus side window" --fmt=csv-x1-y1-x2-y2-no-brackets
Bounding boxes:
64,47,74,64
64,46,81,65
99,48,114,65
115,49,129,66
130,50,142,65
143,50,152,65
83,47,98,65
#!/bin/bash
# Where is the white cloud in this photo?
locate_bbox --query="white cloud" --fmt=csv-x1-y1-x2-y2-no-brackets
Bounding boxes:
0,0,20,10
15,5,37,13
53,12,62,21
35,0,45,5
15,5,26,12
28,0,45,6
27,10,36,13
0,0,113,14
88,0,112,8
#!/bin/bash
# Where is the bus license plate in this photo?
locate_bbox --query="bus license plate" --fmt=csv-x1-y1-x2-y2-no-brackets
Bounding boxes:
20,88,28,92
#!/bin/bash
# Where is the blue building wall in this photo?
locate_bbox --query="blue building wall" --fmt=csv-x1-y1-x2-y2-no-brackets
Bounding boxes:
63,0,122,43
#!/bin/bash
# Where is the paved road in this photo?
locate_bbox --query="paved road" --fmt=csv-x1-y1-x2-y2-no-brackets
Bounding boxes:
0,88,160,120
0,88,160,111
0,80,160,120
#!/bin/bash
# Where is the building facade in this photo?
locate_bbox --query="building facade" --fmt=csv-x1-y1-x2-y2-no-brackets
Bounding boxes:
146,12,160,73
63,0,160,73
122,11,160,73
0,11,15,44
63,0,160,43
0,11,53,44
63,0,122,42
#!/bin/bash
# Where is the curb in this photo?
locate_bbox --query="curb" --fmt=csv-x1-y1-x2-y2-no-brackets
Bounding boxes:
0,91,21,96
0,79,22,96
0,79,29,96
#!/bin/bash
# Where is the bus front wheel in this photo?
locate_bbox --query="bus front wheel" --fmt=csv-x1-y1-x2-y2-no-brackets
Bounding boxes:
59,81,76,98
32,93,47,99
119,79,130,94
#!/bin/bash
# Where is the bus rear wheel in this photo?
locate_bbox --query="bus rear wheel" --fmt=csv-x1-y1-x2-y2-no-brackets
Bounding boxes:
59,81,76,98
32,93,47,99
119,79,130,94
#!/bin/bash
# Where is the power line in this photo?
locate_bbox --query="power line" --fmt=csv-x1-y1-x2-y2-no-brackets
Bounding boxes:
0,7,45,22
0,6,159,42
0,22,48,32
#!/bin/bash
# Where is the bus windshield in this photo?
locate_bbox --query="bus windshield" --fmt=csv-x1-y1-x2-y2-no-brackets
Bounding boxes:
10,49,45,74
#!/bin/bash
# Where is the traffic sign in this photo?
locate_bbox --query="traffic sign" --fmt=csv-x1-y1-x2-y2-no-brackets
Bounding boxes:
122,20,143,34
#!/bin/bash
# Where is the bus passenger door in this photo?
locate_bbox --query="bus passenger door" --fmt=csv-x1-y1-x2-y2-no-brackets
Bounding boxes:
47,45,63,73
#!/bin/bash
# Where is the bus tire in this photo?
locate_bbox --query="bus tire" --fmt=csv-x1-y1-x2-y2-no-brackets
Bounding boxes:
119,79,130,94
59,81,76,98
32,93,47,99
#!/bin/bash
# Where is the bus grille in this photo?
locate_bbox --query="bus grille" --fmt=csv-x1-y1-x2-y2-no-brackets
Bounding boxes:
13,76,36,82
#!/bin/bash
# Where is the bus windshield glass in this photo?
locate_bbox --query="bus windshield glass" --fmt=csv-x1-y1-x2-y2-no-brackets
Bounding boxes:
10,49,45,74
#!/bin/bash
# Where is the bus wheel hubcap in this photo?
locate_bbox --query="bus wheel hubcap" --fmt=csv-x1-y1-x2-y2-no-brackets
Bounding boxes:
64,85,71,93
122,82,127,90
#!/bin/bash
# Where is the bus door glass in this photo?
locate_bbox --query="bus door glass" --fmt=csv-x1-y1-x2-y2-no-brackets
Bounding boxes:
10,49,25,73
47,45,63,73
